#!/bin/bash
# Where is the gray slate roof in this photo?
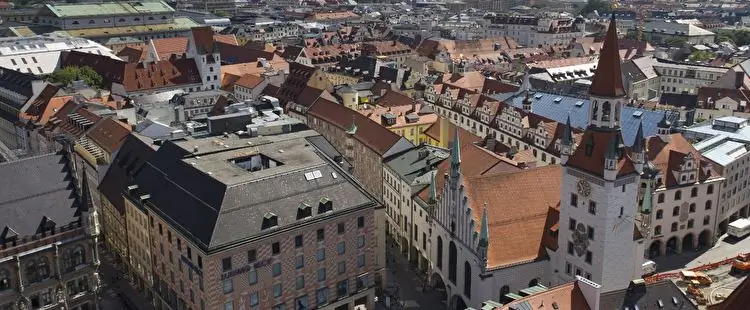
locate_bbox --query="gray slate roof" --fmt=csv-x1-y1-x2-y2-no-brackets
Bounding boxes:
0,152,80,238
385,145,448,184
492,91,679,146
130,130,374,251
600,280,697,310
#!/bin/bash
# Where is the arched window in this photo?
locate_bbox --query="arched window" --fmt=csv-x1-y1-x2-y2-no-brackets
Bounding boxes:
602,101,611,121
614,103,621,122
500,285,510,298
72,21,79,25
705,201,712,210
691,188,698,197
134,17,140,21
148,16,154,20
591,101,598,120
25,261,38,283
656,209,663,219
675,190,682,200
654,225,661,235
436,236,443,270
448,241,457,284
463,261,472,298
72,246,86,267
0,269,10,290
689,203,696,213
707,185,714,194
671,222,678,232
529,278,539,287
672,206,680,216
37,257,50,280
658,193,665,203
118,18,125,22
88,20,95,24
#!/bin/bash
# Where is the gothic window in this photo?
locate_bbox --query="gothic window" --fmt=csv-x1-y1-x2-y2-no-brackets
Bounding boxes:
500,285,510,298
37,257,50,280
591,101,598,120
0,269,8,291
25,261,38,283
71,246,86,268
463,261,472,298
437,237,443,270
602,101,611,122
448,241,457,284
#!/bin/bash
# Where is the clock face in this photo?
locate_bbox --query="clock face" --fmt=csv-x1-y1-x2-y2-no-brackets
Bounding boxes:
576,179,591,197
572,223,589,257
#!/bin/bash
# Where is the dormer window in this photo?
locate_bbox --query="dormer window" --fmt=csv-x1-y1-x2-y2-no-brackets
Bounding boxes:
296,203,312,220
261,212,278,230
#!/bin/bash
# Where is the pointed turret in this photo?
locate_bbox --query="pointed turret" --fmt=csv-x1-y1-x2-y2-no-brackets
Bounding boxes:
589,14,626,98
428,173,438,205
449,126,461,182
632,120,646,172
478,203,489,271
522,92,533,113
657,113,671,142
79,162,92,213
640,176,653,214
561,114,575,165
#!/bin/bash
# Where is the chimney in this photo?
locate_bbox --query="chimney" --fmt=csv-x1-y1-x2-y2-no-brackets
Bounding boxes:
380,88,387,97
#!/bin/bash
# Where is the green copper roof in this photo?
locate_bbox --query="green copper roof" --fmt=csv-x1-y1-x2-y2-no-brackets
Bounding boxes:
45,1,174,18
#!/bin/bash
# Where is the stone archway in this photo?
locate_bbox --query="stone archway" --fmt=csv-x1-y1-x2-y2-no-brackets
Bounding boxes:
431,273,448,304
698,230,712,249
649,240,662,258
449,294,468,310
666,236,679,255
682,233,695,252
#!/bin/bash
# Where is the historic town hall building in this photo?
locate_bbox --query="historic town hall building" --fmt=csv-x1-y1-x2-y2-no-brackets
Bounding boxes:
425,16,658,309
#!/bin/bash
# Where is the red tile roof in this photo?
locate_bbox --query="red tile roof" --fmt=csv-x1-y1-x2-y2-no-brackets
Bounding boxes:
86,117,131,153
307,98,402,156
495,281,591,310
465,165,562,268
233,74,265,89
567,130,636,178
122,59,201,92
375,90,415,108
645,134,718,188
190,26,217,55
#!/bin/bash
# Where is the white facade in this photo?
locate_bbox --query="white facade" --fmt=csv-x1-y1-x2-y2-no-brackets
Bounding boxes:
186,31,221,91
483,15,585,47
0,35,119,75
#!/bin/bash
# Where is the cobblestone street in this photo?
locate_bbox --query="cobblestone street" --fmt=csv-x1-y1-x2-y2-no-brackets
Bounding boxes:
375,237,446,310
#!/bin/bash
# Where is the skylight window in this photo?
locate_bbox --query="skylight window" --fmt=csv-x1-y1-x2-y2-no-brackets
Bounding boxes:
229,154,283,172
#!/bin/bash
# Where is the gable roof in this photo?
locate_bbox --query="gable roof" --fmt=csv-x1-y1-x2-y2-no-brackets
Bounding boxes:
307,98,403,156
566,130,637,178
122,58,201,92
0,152,81,238
495,281,591,310
86,118,131,154
465,165,562,268
98,134,157,215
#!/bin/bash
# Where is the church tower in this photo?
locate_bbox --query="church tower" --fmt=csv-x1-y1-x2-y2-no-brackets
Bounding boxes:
187,27,221,91
555,14,644,293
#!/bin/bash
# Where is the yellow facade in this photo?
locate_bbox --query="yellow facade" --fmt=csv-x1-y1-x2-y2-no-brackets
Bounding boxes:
425,117,454,149
391,123,433,146
325,72,360,86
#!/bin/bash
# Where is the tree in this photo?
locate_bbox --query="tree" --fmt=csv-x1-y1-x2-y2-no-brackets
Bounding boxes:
579,0,612,16
664,37,687,47
688,50,716,62
49,66,103,88
214,10,228,17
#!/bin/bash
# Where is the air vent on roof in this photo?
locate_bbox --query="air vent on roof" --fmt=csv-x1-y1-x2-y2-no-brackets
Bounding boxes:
534,94,543,100
554,97,562,102
633,111,643,118
127,184,139,192
657,299,664,308
139,194,151,202
672,297,679,305
575,101,584,107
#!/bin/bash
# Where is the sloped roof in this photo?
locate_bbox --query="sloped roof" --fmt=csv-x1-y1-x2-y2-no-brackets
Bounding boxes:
589,16,626,98
86,118,131,154
465,165,562,268
233,74,265,89
567,130,637,178
122,58,201,92
98,134,157,215
307,98,402,156
495,281,591,310
0,152,80,237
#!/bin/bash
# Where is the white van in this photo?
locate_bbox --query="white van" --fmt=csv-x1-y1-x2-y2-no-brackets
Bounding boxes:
728,218,750,239
642,260,657,276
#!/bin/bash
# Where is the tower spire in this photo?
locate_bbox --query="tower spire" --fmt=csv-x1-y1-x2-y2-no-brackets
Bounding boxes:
589,13,625,98
478,203,489,271
449,126,461,180
632,120,646,172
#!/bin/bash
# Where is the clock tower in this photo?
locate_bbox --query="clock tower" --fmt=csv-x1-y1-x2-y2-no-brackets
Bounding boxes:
555,14,645,293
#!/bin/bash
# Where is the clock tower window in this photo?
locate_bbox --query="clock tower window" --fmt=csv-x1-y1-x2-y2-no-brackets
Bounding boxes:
570,193,578,207
588,201,597,215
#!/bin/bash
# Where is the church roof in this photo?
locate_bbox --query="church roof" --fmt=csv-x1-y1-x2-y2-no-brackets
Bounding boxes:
589,15,626,98
567,130,637,178
464,165,562,268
